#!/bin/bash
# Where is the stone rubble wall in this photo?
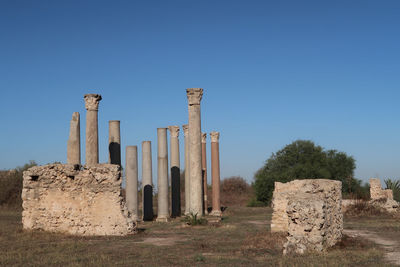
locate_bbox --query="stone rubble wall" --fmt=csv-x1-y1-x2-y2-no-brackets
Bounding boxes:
370,178,393,200
271,179,343,254
22,164,136,236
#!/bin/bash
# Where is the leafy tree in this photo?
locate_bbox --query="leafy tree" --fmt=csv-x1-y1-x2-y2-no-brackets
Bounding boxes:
254,140,357,204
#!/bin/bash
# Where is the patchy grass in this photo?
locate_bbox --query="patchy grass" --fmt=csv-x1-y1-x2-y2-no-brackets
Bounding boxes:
0,206,392,266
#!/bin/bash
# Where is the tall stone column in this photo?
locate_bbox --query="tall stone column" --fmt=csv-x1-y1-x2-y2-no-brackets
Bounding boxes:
187,88,204,216
108,120,121,165
157,128,169,222
201,133,208,215
126,146,138,221
142,141,154,221
168,126,181,217
210,132,221,216
84,94,102,165
67,112,80,165
182,124,190,215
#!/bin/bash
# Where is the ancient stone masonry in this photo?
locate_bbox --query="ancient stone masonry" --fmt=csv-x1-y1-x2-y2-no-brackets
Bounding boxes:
22,164,135,236
271,179,343,255
369,178,399,213
370,178,393,200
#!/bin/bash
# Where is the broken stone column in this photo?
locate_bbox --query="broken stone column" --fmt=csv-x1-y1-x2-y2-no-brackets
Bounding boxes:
168,126,181,217
157,128,169,222
67,112,80,165
182,124,190,215
142,141,154,221
108,120,121,166
210,131,221,216
202,133,208,215
126,146,138,221
84,94,102,165
187,88,204,216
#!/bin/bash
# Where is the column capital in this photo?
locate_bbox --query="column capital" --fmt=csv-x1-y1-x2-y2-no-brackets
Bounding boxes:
186,88,203,105
202,133,207,143
210,132,220,142
84,94,102,111
182,124,189,136
168,126,180,138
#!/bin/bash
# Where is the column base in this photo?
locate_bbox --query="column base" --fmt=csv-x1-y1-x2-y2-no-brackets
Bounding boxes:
210,210,222,217
156,215,169,222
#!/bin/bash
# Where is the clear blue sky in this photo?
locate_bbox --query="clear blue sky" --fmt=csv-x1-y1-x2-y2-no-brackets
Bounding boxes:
1,0,399,185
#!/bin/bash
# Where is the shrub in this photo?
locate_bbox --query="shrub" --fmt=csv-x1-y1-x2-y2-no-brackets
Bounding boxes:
254,140,357,205
344,199,387,217
0,161,37,208
182,212,208,226
220,176,253,207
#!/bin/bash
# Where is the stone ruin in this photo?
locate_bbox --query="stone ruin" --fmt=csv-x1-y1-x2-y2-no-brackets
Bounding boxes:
22,90,223,235
22,164,135,235
369,178,399,213
271,179,343,255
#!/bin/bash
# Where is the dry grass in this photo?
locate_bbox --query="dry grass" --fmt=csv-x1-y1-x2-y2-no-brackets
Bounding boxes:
345,199,385,217
0,206,393,266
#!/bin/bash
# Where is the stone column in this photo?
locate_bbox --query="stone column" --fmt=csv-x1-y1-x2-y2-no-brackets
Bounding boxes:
168,126,181,217
187,88,204,216
84,94,102,165
157,128,169,222
210,132,221,216
108,120,121,165
126,146,138,221
182,124,190,215
142,141,154,221
201,133,208,215
67,112,80,165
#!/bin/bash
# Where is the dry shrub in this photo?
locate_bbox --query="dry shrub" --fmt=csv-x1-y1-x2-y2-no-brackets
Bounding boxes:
331,234,375,250
344,199,387,217
220,176,253,207
241,231,286,255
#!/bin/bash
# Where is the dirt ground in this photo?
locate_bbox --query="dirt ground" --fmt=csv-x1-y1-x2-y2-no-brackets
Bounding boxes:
0,206,398,266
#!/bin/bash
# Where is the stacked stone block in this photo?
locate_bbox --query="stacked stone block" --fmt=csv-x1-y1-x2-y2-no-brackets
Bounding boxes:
22,164,135,236
271,179,343,254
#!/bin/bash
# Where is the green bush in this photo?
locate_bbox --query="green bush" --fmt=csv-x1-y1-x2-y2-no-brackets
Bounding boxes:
253,140,357,205
182,212,208,226
0,161,37,208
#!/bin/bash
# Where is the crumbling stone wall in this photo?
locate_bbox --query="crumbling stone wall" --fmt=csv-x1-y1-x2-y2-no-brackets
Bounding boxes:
22,164,135,236
370,178,393,200
271,179,343,254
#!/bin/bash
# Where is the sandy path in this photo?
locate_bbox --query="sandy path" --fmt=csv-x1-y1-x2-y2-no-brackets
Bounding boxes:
344,229,400,265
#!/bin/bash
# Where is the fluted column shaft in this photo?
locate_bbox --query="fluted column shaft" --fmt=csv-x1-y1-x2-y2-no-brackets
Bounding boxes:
84,94,102,165
142,141,154,221
182,124,190,215
108,120,121,165
157,128,169,222
67,112,80,165
126,146,138,221
187,88,204,216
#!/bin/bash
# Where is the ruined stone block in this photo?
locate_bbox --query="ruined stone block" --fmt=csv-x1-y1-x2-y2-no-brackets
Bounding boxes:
271,179,343,254
22,164,136,236
370,178,393,200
